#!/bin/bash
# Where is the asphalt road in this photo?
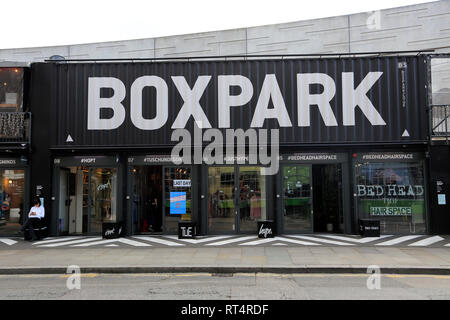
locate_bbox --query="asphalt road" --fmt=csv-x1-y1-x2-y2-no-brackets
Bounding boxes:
1,273,450,300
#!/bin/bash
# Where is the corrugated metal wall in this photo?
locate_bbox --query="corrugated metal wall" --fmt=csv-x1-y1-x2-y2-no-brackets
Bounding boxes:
49,56,428,148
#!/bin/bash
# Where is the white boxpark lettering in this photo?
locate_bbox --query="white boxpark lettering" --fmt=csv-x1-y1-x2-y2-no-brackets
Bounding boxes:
218,75,253,128
171,76,212,129
88,77,126,130
297,73,338,127
250,74,292,127
130,76,168,130
87,72,386,130
342,72,386,126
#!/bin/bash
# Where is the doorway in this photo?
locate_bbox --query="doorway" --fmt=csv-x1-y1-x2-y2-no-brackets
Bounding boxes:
132,166,163,233
57,166,118,235
207,166,267,234
281,165,313,233
132,165,192,234
280,163,344,234
312,164,343,233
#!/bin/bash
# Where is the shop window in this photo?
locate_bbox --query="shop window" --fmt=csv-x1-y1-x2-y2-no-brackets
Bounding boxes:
355,162,426,234
430,57,450,136
165,167,192,233
0,68,24,112
0,169,25,235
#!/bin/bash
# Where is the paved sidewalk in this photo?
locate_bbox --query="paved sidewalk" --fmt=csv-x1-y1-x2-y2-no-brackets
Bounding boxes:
1,245,450,275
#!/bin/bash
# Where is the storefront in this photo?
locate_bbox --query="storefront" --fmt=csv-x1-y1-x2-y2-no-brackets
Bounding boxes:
27,54,438,236
126,155,196,235
202,165,271,234
276,153,350,234
0,157,29,236
353,152,428,234
51,156,122,235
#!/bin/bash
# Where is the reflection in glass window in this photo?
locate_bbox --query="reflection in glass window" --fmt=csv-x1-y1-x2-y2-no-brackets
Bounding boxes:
165,167,191,233
355,162,426,234
239,166,267,232
208,167,235,233
283,165,312,232
90,168,118,234
0,68,24,112
431,58,450,135
431,58,450,105
0,169,25,235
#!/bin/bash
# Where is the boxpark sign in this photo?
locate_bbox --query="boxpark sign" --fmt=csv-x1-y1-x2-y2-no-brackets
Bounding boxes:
52,57,426,144
49,57,426,173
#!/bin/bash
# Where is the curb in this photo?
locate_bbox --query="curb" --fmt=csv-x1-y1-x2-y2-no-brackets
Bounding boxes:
1,265,450,275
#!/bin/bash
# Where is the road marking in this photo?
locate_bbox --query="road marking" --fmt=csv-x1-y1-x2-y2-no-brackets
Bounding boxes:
71,238,152,247
240,236,322,246
205,236,257,246
276,236,321,246
0,238,17,246
318,234,393,243
375,235,423,246
32,236,83,246
105,244,119,247
117,238,152,247
165,235,234,244
408,236,445,247
272,243,288,246
288,235,355,246
38,237,102,247
132,236,185,246
71,239,124,247
239,238,277,246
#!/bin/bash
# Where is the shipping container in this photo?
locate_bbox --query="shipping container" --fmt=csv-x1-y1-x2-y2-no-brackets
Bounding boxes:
42,55,428,149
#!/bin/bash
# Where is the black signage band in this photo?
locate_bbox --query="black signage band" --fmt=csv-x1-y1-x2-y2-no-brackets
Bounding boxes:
353,152,424,162
54,156,119,167
280,153,347,163
0,158,28,167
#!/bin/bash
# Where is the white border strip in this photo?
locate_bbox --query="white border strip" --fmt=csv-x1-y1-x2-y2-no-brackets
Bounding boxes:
375,235,423,246
132,236,185,246
408,236,444,247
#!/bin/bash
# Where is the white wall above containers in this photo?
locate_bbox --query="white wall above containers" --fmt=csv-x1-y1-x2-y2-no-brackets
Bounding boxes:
0,1,449,62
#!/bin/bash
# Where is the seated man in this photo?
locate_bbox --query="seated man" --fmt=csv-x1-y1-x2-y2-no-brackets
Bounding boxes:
20,197,45,241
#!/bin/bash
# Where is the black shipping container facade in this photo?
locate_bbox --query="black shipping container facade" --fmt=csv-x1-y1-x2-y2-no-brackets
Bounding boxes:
21,54,449,237
50,57,428,148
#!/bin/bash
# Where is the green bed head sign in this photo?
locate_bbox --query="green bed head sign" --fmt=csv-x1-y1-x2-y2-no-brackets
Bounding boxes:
357,184,425,217
359,199,425,217
369,206,412,216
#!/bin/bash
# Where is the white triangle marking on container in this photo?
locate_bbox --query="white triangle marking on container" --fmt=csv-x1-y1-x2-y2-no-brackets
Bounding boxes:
402,129,410,137
66,134,74,142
